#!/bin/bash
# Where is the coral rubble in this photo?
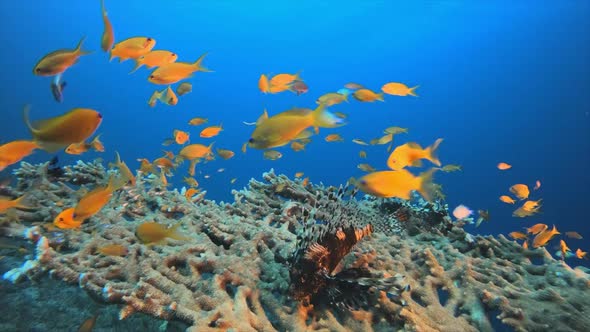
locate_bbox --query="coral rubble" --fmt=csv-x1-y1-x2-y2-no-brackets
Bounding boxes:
1,161,589,331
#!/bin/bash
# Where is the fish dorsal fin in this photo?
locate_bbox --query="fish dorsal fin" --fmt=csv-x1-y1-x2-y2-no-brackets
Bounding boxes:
256,109,269,126
405,142,422,149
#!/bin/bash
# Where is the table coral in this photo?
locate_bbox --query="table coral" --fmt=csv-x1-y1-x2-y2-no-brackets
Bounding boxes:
1,162,589,331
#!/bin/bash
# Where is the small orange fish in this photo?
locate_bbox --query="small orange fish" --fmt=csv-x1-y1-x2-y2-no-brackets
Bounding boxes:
290,141,306,152
325,134,344,142
188,117,208,126
153,157,175,171
533,180,541,190
269,73,300,87
359,150,367,158
200,125,223,138
131,50,177,73
526,223,548,235
499,195,516,204
78,313,99,332
532,225,560,248
173,130,190,145
148,53,210,85
357,169,434,201
560,240,571,259
185,188,200,200
33,37,90,76
135,222,188,244
497,162,512,170
344,82,363,90
295,172,304,178
302,177,310,187
100,0,114,52
381,82,419,97
137,158,156,174
53,207,82,229
387,139,443,170
565,231,583,240
65,135,104,155
352,88,384,102
575,248,587,259
97,244,128,256
0,195,29,214
0,140,39,172
509,231,528,240
522,241,529,249
73,176,121,222
509,184,530,200
178,143,214,160
110,37,156,62
258,74,270,93
176,82,192,96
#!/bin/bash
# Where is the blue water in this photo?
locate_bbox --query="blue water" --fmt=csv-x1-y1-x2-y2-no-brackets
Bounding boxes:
1,1,589,245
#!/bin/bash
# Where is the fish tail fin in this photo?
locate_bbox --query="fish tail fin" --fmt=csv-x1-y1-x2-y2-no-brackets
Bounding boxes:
167,223,189,241
129,59,143,74
101,0,107,15
193,52,212,72
293,70,302,81
109,51,116,62
408,85,419,97
377,92,385,102
343,94,350,103
427,138,443,167
22,104,38,137
417,169,436,202
13,194,31,210
311,104,346,129
75,36,92,55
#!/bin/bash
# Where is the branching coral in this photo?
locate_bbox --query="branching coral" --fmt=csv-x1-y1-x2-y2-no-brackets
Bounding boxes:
1,162,589,331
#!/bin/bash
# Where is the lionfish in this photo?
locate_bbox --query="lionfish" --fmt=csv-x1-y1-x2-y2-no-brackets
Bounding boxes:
288,183,409,311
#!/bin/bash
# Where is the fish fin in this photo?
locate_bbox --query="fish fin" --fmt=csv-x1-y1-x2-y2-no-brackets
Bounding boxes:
22,104,38,135
75,36,92,56
193,52,212,72
311,104,346,129
427,138,443,167
167,223,189,241
91,134,104,152
13,195,31,210
129,59,143,74
377,92,385,102
109,52,116,62
417,169,436,202
256,109,268,126
408,85,419,97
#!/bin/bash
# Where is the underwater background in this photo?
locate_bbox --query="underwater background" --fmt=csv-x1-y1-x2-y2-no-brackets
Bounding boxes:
1,1,590,331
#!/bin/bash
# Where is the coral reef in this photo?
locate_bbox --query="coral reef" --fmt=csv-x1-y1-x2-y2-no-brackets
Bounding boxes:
1,161,589,331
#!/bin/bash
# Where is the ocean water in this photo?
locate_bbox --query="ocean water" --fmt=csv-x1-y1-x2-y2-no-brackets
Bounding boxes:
1,0,589,330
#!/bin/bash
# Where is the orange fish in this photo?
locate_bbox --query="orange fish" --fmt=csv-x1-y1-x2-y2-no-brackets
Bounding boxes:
387,139,443,170
162,150,175,159
173,130,190,145
357,169,434,201
33,37,90,76
65,135,104,155
290,141,306,152
200,125,223,138
325,134,344,142
183,176,199,187
188,117,207,126
522,241,529,249
295,172,304,178
137,158,156,174
513,201,542,218
97,244,128,256
565,231,583,240
381,82,419,97
178,143,214,161
316,92,349,106
575,248,587,259
497,162,512,170
78,314,99,332
532,225,560,248
153,157,175,171
24,106,102,152
216,148,235,160
508,231,527,240
344,82,363,90
130,50,177,73
100,0,114,52
509,184,530,200
148,53,210,85
499,195,516,204
533,180,541,190
73,176,121,222
359,150,367,158
560,240,571,259
302,177,310,187
0,140,39,172
352,88,384,102
135,222,188,244
526,223,548,235
53,207,82,229
258,74,270,93
0,195,29,214
269,73,300,87
110,37,156,62
185,188,200,200
112,152,135,186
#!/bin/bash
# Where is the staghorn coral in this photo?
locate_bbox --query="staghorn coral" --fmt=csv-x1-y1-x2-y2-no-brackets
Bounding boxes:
0,162,589,331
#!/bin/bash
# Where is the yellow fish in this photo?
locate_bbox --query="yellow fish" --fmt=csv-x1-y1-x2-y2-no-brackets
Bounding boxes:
352,88,384,102
188,117,208,126
381,82,419,97
263,150,282,160
357,169,435,201
135,222,188,245
33,37,90,76
176,82,192,96
387,139,443,170
148,86,178,106
131,50,177,73
0,140,39,172
24,106,102,152
216,148,235,160
357,163,376,172
100,0,114,52
509,184,530,200
148,53,210,85
248,105,345,149
316,92,348,106
325,134,344,142
110,37,156,62
65,135,104,155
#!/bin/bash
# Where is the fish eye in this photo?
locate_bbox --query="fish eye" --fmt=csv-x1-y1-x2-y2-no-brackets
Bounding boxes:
248,138,254,143
149,75,154,79
147,38,152,41
59,217,64,221
97,113,103,119
35,68,41,72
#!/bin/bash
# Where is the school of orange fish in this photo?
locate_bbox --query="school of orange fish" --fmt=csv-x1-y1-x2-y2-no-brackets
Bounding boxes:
0,1,586,262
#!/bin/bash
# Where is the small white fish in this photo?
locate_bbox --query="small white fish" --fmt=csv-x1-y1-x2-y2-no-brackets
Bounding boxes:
452,204,473,220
